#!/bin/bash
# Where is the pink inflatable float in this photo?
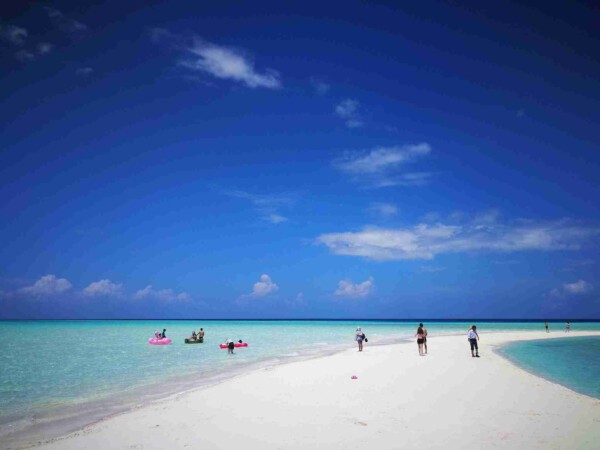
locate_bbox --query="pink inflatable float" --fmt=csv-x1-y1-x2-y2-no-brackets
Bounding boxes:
219,342,248,349
149,337,172,345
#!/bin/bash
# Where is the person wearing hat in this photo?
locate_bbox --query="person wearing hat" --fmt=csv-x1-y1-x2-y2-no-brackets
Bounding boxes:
355,327,366,352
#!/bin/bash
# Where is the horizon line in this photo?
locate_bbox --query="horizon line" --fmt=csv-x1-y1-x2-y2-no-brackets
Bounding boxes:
1,318,598,322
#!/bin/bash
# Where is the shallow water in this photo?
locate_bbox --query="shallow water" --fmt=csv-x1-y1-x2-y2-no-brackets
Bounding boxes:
1,320,599,445
498,336,600,399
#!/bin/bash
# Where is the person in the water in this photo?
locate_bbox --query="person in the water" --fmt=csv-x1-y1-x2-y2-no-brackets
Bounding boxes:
161,329,167,338
225,338,234,354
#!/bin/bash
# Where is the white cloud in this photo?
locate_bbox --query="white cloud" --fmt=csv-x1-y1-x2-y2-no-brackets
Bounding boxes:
336,144,430,174
44,7,87,34
335,277,374,299
369,203,398,217
335,99,362,128
181,39,281,89
334,143,432,187
133,285,191,301
377,172,433,187
473,209,501,226
176,292,192,301
310,77,330,95
82,279,123,297
37,42,53,55
268,214,288,224
317,217,599,261
149,27,172,43
250,274,279,298
20,275,72,296
133,285,153,299
15,50,35,62
1,25,27,45
76,67,94,76
563,280,593,294
420,266,446,273
225,189,292,224
549,280,593,299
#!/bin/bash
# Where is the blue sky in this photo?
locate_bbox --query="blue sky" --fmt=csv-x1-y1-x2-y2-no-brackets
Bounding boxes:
1,1,599,319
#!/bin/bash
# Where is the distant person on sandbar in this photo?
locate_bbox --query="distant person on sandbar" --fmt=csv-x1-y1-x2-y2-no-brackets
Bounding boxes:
545,321,549,333
355,327,365,352
468,325,480,357
421,323,428,354
415,324,425,356
565,321,570,333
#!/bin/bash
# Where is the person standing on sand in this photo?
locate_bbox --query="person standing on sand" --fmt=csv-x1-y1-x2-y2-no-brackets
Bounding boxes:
565,322,570,333
468,325,480,357
415,324,425,356
545,321,549,333
355,327,365,352
421,323,428,354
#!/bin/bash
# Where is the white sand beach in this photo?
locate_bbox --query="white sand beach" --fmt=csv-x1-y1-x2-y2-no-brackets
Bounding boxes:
29,331,600,449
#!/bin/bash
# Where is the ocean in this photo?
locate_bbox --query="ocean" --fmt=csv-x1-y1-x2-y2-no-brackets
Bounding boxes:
498,335,600,399
1,320,599,446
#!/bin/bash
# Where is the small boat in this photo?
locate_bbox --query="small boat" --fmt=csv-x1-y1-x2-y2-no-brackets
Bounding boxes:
184,337,204,344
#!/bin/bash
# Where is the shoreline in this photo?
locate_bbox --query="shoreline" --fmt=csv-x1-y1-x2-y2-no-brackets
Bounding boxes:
1,333,411,449
0,330,460,448
6,330,599,450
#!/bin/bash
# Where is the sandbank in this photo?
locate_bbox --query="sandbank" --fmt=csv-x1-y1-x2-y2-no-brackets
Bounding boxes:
20,331,600,449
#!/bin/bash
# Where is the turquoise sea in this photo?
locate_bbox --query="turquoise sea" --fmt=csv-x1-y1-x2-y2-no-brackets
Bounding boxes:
1,320,599,446
498,336,600,399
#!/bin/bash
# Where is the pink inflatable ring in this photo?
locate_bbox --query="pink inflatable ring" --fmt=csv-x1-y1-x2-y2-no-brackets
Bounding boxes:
149,337,172,345
220,342,248,349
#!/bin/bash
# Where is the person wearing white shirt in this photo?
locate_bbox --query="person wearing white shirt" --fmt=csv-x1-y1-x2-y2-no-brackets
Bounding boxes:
468,325,480,357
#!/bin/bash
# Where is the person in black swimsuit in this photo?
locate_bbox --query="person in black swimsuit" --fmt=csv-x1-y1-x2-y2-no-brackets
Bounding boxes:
415,325,425,356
